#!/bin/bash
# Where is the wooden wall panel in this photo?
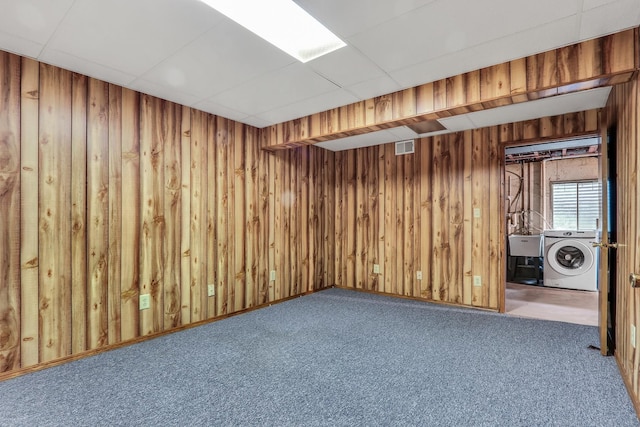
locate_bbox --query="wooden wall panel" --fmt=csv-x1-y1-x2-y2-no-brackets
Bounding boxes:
20,57,39,368
0,50,335,378
108,84,122,344
87,78,109,350
163,102,182,329
39,63,72,362
0,51,20,372
333,109,601,309
120,89,140,341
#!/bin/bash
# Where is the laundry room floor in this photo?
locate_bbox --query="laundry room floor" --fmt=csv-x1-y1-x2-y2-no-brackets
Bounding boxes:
505,282,599,326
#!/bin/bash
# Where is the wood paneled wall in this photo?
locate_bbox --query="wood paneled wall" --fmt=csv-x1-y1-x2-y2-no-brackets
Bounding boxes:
605,73,640,411
0,51,334,376
333,110,599,309
264,29,636,149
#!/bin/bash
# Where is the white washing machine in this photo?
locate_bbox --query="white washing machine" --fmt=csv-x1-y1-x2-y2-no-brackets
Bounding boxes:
543,230,599,291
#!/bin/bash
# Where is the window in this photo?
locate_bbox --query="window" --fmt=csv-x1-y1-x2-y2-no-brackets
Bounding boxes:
551,181,601,230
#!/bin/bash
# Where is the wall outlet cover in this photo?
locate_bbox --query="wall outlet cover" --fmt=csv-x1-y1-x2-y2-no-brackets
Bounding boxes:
139,294,151,310
207,284,215,297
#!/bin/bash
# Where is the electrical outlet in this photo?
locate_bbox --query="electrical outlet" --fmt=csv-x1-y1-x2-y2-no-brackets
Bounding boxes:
270,270,276,281
373,264,380,274
473,208,481,218
632,325,636,348
473,275,482,287
208,284,215,297
416,271,423,280
139,294,151,310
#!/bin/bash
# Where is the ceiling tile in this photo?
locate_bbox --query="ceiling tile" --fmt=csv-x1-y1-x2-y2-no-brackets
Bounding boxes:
240,116,273,129
307,46,386,88
127,78,203,108
191,99,249,123
39,48,137,87
137,19,295,100
255,89,359,124
349,0,578,73
294,0,437,38
0,0,74,47
437,115,476,132
345,75,402,100
316,129,401,151
466,87,611,128
390,15,578,89
208,63,340,117
579,0,640,40
583,0,618,10
45,0,221,76
0,31,43,59
388,126,419,140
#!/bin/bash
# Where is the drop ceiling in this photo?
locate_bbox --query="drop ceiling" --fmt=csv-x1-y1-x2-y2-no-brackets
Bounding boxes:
1,0,639,135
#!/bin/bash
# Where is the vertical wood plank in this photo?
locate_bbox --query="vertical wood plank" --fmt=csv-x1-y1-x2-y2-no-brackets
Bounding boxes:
334,152,344,286
216,117,230,313
20,57,40,368
419,138,433,299
180,106,191,325
190,110,206,320
139,95,164,335
245,127,258,306
377,145,386,292
70,73,87,354
87,78,109,349
403,152,414,296
0,52,21,371
39,63,72,361
108,84,122,344
384,144,396,294
233,122,246,311
345,150,357,289
356,148,366,289
163,102,181,329
462,131,473,306
120,88,140,340
206,115,216,317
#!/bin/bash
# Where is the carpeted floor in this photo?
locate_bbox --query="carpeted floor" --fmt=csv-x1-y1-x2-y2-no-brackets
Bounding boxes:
0,288,637,426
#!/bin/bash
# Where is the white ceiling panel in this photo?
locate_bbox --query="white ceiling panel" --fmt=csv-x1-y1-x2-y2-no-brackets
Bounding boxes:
45,0,221,76
135,20,295,100
349,0,577,73
191,99,250,122
579,0,640,40
294,0,438,39
316,129,403,151
39,49,137,86
208,62,340,116
389,126,420,140
464,87,612,129
0,30,43,59
255,89,359,125
583,0,619,10
0,0,74,48
128,78,203,108
345,75,403,101
390,15,578,89
308,46,386,88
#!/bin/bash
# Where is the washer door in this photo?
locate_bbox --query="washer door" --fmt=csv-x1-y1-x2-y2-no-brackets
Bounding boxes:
546,239,594,276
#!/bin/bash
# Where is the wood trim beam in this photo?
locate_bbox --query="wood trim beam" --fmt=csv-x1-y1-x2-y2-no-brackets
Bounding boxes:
263,28,639,151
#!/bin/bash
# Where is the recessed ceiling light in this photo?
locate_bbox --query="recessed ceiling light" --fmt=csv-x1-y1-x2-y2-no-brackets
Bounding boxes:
200,0,346,63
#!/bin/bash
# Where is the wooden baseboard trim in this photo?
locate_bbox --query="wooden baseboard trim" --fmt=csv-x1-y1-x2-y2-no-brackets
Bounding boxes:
0,287,328,383
615,351,640,420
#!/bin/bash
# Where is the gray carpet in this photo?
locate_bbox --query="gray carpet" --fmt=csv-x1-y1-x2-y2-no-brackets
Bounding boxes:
0,288,637,426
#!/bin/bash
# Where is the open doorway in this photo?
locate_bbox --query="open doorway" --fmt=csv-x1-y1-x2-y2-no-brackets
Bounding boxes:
504,136,602,326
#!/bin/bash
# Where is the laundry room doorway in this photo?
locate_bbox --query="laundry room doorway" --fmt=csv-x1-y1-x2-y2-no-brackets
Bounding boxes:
503,136,603,327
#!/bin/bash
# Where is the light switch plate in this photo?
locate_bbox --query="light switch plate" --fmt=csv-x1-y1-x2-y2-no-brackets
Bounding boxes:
208,284,215,297
373,264,380,274
473,276,482,287
416,271,422,280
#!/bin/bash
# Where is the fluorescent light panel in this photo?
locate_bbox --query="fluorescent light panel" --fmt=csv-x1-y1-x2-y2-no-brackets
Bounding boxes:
200,0,346,62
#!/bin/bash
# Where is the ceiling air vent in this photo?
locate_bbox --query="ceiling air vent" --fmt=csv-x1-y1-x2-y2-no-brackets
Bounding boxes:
395,139,415,155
